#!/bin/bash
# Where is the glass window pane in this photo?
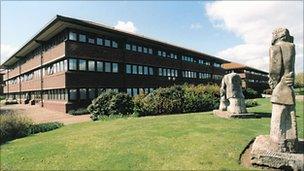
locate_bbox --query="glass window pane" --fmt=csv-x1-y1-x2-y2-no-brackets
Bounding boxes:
126,44,131,50
69,59,77,70
88,88,95,99
105,62,111,72
132,45,137,51
79,59,87,71
159,68,162,76
69,89,77,100
79,34,86,42
88,38,95,44
148,48,153,54
138,46,142,52
133,88,138,96
143,47,148,53
144,66,148,75
132,65,137,74
88,60,95,71
97,61,104,72
138,66,143,74
79,88,87,100
127,88,132,96
69,32,77,41
126,64,131,74
112,41,118,48
105,39,111,47
149,67,153,75
112,63,118,73
97,38,103,45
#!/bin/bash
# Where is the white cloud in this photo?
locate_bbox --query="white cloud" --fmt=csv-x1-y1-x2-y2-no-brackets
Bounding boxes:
190,22,203,30
114,21,137,33
1,44,17,65
205,1,303,73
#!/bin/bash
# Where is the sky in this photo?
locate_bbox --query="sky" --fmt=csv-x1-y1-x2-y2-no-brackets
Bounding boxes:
1,1,303,73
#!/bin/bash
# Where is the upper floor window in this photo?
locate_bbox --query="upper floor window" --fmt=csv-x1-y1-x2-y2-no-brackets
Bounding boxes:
88,60,95,71
138,46,142,52
96,61,104,72
148,48,153,54
105,39,111,47
112,63,118,73
69,32,77,41
105,62,111,72
126,64,131,74
143,47,148,53
97,38,103,45
79,59,87,71
79,34,86,42
79,88,87,100
126,44,131,50
69,89,77,100
132,45,137,51
88,38,95,44
69,59,77,70
132,65,138,74
112,41,118,48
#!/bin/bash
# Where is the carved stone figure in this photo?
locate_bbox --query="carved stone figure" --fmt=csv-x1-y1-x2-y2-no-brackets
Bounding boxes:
268,27,298,152
214,73,254,118
243,28,303,170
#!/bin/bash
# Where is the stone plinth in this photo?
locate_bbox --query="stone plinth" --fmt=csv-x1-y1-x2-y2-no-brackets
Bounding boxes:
250,135,304,170
213,110,258,119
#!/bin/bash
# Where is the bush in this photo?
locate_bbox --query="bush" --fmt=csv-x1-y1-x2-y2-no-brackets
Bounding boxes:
88,90,134,121
134,84,220,116
69,108,89,115
243,88,261,99
0,114,32,144
245,99,259,108
0,96,5,101
0,114,64,144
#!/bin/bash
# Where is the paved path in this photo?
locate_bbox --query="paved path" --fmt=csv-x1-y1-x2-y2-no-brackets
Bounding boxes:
0,104,91,125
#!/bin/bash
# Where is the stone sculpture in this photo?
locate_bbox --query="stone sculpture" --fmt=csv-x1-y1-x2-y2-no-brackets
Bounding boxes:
214,73,254,118
244,28,303,170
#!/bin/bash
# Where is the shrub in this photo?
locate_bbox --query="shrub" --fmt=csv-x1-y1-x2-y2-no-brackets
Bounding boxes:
134,84,220,116
0,114,32,144
245,99,259,108
0,96,5,101
88,90,134,121
29,122,63,134
243,88,261,99
69,108,89,115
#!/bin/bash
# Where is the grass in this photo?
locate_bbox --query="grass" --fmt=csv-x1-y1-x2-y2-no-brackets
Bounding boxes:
1,98,303,170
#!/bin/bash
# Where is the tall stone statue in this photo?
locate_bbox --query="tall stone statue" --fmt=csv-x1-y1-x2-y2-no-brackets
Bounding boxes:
244,28,303,170
214,73,254,118
269,27,298,152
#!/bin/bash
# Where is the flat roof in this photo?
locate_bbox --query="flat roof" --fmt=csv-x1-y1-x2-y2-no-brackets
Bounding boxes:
222,62,268,74
1,15,231,68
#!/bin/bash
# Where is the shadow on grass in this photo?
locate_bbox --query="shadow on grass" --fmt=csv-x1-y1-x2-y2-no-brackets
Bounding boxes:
253,112,300,118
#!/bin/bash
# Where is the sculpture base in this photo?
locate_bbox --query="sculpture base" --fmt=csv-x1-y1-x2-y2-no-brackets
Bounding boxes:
213,110,258,119
241,135,304,170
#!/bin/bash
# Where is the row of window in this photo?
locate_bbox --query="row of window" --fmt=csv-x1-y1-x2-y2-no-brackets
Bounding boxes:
198,73,212,79
45,60,68,76
157,50,178,60
127,87,155,96
69,32,118,48
213,75,223,80
125,43,153,55
198,59,211,66
126,64,154,75
158,68,178,77
182,55,195,63
182,70,198,78
69,58,118,73
244,70,268,77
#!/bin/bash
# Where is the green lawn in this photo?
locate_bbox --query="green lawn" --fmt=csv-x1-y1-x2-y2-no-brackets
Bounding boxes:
1,98,303,170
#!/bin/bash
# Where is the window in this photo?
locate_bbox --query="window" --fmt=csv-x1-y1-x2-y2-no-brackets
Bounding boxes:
163,68,167,76
132,65,137,74
105,39,111,47
112,41,118,48
149,67,153,75
138,46,142,52
88,88,95,99
88,38,95,44
126,44,131,50
144,66,148,75
69,59,77,70
97,38,103,45
162,51,166,57
127,88,132,95
79,59,87,71
143,47,148,53
97,61,104,72
79,34,86,42
69,89,77,100
158,51,162,56
159,68,162,76
126,64,132,74
132,45,137,51
148,48,153,54
112,63,118,73
88,60,95,71
133,88,138,96
79,88,87,100
105,62,111,72
69,32,77,41
138,66,143,75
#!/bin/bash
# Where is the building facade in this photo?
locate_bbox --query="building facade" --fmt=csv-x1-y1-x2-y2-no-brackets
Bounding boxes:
1,15,229,113
222,62,269,93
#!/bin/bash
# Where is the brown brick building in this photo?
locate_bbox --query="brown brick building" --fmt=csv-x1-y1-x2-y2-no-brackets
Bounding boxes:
222,62,269,93
1,15,232,113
